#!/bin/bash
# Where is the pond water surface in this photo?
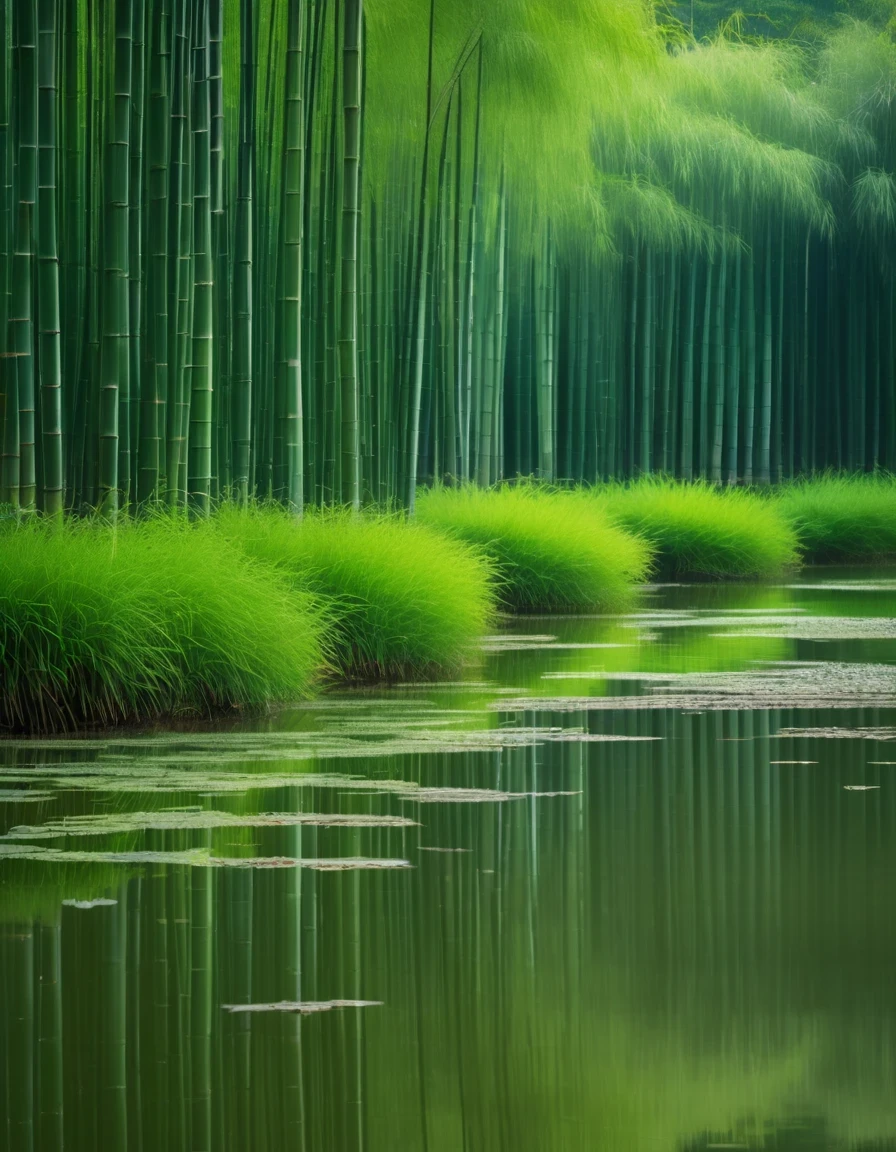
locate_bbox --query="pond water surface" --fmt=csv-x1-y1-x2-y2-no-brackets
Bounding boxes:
3,570,896,1151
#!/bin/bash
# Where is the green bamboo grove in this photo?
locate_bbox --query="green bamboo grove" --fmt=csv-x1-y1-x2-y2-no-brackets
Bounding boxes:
1,0,894,515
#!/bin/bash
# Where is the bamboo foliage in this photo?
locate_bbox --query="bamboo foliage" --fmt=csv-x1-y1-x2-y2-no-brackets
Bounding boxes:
0,2,894,516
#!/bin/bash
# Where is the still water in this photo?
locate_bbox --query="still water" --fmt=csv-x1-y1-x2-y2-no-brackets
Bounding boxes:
2,572,896,1151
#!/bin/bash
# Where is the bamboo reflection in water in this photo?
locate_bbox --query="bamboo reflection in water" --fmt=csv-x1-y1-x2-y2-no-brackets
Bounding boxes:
1,713,896,1147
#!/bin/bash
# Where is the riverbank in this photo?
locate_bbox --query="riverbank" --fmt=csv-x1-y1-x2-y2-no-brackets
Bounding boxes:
2,477,894,734
776,474,896,563
416,485,652,612
0,518,326,735
592,478,800,580
0,513,499,734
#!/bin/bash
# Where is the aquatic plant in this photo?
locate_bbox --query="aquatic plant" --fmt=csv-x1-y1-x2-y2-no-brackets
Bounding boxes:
416,485,652,612
776,474,896,563
0,519,324,734
593,478,800,579
215,505,495,679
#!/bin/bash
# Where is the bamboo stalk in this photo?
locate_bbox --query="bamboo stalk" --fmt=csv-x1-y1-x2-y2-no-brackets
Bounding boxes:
339,0,362,508
279,0,306,512
10,0,39,513
98,0,133,518
36,0,62,517
187,0,214,517
139,0,171,504
232,0,255,506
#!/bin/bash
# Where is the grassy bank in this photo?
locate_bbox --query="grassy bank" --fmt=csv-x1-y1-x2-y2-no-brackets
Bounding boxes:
0,519,324,734
776,475,896,563
216,507,495,679
6,476,891,736
0,509,497,733
590,479,800,580
416,485,652,612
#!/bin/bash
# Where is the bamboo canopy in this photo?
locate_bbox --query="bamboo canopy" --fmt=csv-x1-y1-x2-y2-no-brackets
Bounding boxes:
0,0,894,514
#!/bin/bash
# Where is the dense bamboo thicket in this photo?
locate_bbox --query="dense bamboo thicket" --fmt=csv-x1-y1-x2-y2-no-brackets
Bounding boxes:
1,1,894,515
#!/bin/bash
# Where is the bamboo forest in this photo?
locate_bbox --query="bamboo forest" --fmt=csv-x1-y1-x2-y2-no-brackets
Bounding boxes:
0,0,894,511
3,0,896,1150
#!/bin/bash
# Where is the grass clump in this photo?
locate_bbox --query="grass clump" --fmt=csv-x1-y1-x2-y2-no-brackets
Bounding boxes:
594,478,800,580
0,518,324,735
216,506,495,679
775,474,896,563
415,484,652,612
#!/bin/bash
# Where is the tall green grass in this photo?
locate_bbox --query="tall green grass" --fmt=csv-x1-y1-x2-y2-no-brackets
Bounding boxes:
416,485,652,612
216,506,496,679
593,479,800,580
0,519,324,734
776,474,896,563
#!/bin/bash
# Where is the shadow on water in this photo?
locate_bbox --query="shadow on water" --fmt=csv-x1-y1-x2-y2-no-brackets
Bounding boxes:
2,571,896,1150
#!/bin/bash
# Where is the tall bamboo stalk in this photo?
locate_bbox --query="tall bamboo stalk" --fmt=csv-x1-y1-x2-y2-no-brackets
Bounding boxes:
339,0,362,508
36,0,62,516
187,0,214,516
99,0,133,517
232,0,255,506
279,0,305,512
9,0,38,512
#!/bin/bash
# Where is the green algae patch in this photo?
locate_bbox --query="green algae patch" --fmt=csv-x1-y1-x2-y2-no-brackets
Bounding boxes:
416,485,651,613
492,661,896,713
0,519,325,735
593,479,799,580
2,809,419,840
776,474,896,563
216,505,496,681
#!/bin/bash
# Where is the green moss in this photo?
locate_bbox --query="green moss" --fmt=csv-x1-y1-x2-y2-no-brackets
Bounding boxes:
216,506,496,679
776,474,896,563
0,518,324,734
415,484,652,612
594,478,800,580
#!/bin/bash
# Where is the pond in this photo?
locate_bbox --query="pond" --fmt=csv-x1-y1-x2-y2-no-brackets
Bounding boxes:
2,570,896,1151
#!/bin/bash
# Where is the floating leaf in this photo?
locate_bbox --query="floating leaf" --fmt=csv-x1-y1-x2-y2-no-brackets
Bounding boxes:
222,1000,382,1014
62,898,118,909
402,788,581,804
779,727,896,741
296,859,412,871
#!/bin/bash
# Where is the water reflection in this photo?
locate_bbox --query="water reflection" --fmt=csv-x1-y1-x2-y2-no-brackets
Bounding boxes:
2,575,896,1151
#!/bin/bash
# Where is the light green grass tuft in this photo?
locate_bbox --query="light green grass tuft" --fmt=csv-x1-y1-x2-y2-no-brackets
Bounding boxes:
776,474,896,563
0,518,324,734
216,506,496,679
593,478,800,580
415,485,652,612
